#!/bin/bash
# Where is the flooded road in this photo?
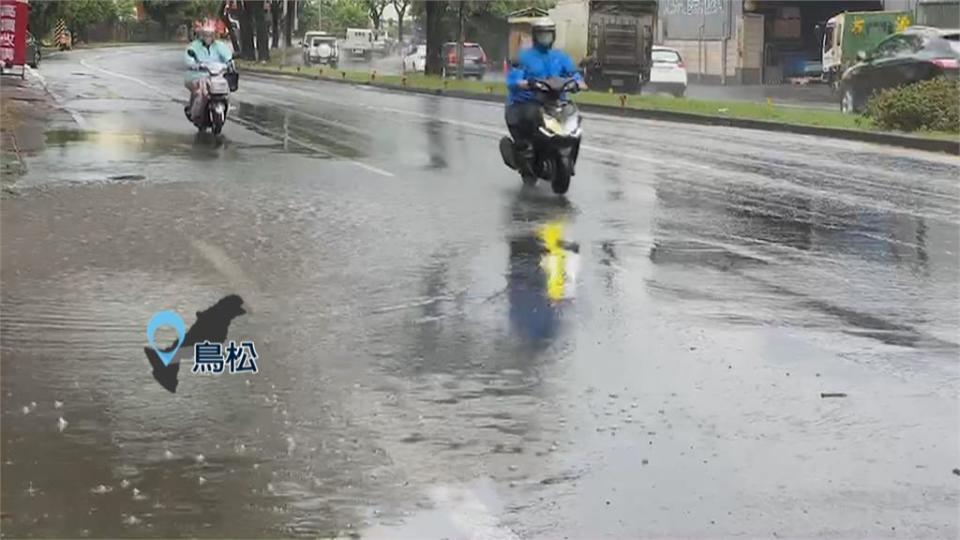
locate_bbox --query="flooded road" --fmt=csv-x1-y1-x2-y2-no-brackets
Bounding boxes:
2,45,958,539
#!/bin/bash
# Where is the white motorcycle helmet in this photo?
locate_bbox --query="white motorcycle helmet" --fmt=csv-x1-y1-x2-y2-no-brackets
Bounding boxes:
531,18,556,51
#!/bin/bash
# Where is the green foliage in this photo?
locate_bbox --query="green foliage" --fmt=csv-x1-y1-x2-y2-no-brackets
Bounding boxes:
330,0,370,33
866,77,960,133
141,0,185,28
411,0,555,22
183,0,223,20
115,0,139,21
139,0,221,32
27,0,60,37
362,0,389,29
299,0,318,31
60,0,121,36
300,0,370,37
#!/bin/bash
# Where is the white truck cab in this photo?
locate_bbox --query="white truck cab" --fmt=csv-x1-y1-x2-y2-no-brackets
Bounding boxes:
821,15,843,85
344,28,374,60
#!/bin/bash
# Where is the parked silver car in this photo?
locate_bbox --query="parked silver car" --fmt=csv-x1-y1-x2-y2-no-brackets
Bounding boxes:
26,31,40,68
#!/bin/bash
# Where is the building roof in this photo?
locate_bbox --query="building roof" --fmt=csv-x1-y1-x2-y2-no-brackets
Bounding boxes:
507,7,550,23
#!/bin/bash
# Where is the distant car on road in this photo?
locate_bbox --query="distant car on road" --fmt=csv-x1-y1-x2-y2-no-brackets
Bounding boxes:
839,26,960,114
646,46,687,97
404,44,426,73
442,42,486,79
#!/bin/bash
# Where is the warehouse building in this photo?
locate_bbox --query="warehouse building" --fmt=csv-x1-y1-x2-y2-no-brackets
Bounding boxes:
657,0,958,84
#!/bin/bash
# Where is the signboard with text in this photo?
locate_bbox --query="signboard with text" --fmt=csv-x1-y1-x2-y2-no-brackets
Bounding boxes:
0,0,27,67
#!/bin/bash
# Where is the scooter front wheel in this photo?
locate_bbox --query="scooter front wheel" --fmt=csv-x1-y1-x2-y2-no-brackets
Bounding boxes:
551,156,572,195
499,136,517,170
212,114,224,134
211,104,226,135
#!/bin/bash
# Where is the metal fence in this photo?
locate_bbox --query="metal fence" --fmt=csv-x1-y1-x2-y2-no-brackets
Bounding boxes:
84,20,180,43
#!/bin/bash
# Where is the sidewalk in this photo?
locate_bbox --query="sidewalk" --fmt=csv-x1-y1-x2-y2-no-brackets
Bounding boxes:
0,70,60,192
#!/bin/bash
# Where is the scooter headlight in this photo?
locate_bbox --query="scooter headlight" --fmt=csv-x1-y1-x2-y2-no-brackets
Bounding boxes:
542,114,562,135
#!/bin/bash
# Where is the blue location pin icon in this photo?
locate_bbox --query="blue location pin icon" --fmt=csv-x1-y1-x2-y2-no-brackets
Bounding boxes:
146,311,186,367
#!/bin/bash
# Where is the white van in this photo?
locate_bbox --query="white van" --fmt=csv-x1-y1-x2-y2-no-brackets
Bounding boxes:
344,28,374,60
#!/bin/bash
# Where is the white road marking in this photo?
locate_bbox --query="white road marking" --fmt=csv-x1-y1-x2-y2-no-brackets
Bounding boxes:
80,56,393,177
80,58,180,101
343,157,394,177
26,65,88,128
232,116,394,177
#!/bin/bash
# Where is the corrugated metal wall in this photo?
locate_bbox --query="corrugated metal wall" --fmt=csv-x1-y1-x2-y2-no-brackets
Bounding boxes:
552,0,591,62
916,0,960,26
882,0,960,24
659,0,741,40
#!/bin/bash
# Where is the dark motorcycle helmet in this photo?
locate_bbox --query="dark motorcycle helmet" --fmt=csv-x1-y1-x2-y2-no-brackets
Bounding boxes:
531,19,556,51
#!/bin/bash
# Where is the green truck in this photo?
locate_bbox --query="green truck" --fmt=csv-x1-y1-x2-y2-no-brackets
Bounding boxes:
820,10,913,85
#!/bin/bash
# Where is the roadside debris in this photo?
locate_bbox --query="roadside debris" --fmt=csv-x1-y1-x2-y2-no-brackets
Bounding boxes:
820,393,847,398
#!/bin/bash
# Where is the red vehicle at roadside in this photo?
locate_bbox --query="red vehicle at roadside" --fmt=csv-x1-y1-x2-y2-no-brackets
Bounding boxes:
442,42,487,79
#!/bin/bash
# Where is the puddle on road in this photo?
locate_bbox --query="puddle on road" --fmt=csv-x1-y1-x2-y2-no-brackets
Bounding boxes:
45,129,220,155
234,102,366,160
66,97,171,113
43,129,225,161
14,129,274,188
363,479,518,540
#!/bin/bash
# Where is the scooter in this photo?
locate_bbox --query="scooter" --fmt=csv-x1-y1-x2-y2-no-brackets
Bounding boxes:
499,77,583,195
185,49,238,135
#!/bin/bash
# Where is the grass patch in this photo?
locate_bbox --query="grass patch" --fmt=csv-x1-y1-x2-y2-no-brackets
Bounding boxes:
238,62,959,141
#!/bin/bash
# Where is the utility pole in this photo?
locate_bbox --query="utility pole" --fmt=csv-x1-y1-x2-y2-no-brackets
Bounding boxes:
456,0,465,80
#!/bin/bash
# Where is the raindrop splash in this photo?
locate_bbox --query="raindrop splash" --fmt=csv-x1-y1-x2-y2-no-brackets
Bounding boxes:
90,484,113,495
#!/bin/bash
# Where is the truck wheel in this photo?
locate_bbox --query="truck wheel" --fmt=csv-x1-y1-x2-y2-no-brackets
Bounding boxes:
840,87,858,114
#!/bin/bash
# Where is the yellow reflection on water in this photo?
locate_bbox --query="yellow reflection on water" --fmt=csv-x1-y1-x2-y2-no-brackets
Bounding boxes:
538,222,566,303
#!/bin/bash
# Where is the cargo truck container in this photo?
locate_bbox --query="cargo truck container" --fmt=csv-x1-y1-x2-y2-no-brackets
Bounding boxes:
550,0,658,94
820,10,913,85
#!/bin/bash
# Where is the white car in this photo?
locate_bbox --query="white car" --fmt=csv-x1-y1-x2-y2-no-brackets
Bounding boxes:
648,46,688,97
404,45,427,73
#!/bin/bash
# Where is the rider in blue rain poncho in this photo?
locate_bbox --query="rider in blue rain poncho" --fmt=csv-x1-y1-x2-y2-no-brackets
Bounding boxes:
505,18,586,176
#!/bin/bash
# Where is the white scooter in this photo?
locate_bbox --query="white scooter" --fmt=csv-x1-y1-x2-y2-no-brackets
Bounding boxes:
186,49,238,135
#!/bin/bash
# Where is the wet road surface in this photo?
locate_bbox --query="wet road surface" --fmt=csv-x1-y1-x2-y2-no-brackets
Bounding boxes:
2,45,959,538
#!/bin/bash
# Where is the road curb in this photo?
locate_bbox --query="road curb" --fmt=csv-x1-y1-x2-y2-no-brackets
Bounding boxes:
243,67,959,155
